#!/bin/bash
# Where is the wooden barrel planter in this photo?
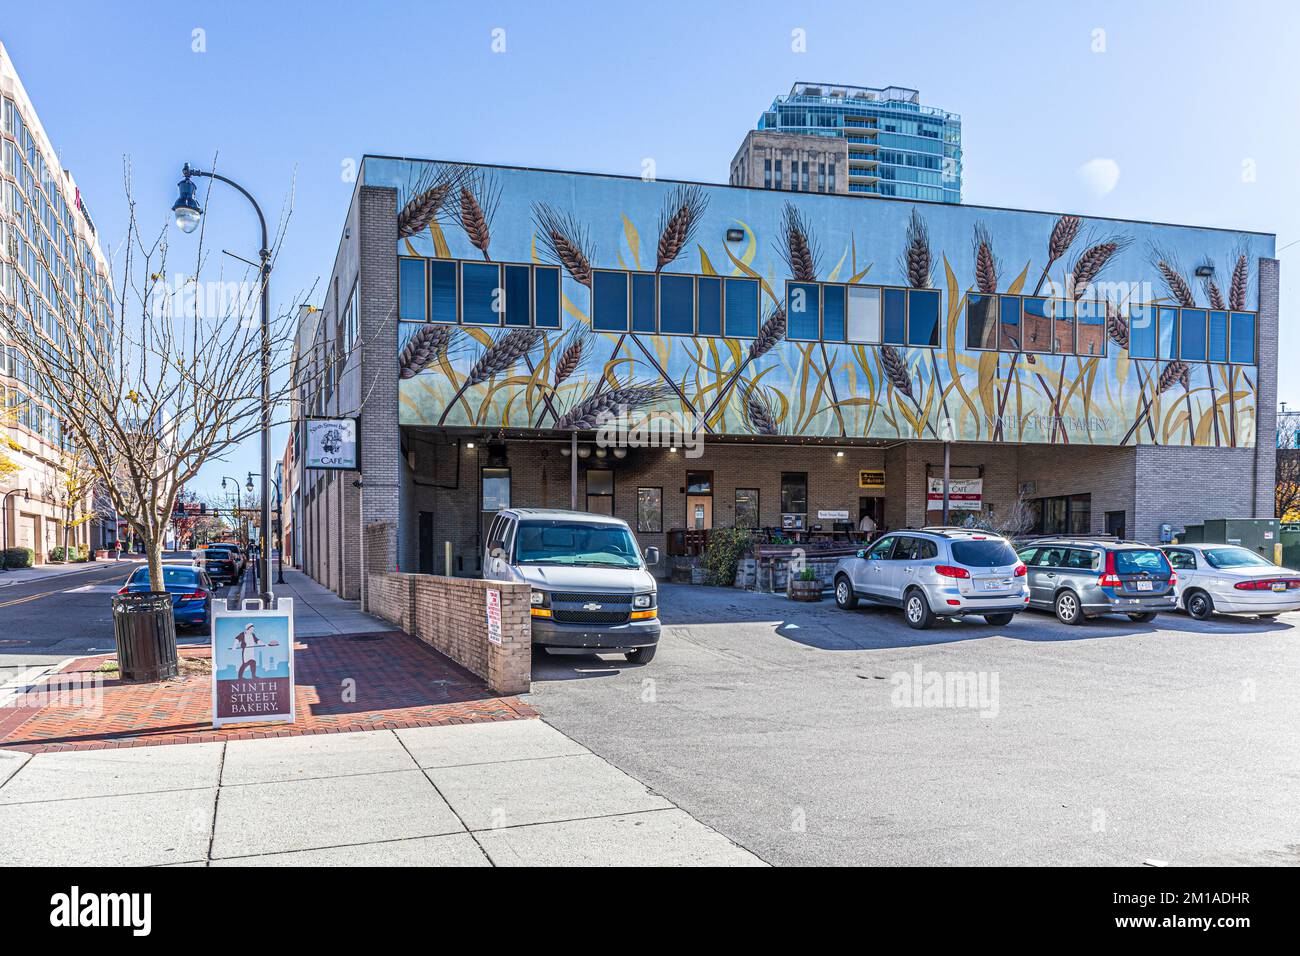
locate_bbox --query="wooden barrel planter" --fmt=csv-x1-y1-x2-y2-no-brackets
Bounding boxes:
788,576,823,602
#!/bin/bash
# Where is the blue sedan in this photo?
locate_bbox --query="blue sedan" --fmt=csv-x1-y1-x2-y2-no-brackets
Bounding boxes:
118,564,215,630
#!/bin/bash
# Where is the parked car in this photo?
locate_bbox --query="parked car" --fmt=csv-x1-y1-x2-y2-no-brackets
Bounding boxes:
118,563,214,630
832,527,1029,629
1162,543,1300,620
483,508,661,663
212,543,247,577
193,546,240,585
1015,537,1177,624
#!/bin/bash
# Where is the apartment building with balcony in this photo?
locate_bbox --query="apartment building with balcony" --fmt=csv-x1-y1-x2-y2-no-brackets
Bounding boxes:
731,82,962,203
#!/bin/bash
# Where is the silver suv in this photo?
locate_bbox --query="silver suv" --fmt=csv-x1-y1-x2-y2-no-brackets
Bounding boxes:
1015,537,1177,624
832,528,1029,629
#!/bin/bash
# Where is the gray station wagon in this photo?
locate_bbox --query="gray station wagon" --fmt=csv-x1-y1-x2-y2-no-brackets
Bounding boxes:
1015,537,1177,624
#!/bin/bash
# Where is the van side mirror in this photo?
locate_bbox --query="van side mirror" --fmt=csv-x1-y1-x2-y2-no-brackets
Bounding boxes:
645,546,660,566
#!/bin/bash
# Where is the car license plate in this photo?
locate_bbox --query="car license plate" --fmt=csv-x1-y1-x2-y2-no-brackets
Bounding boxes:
979,577,1012,591
1272,582,1287,592
1135,580,1153,591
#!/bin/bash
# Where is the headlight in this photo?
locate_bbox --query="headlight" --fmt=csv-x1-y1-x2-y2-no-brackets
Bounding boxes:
633,593,654,609
530,590,545,606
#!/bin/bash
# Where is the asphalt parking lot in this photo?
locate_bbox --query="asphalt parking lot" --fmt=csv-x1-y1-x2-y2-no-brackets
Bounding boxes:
528,583,1300,866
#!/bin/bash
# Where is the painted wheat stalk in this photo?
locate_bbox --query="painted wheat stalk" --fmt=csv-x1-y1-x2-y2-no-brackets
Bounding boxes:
1106,301,1155,443
532,326,593,426
776,203,844,435
743,385,780,436
587,187,710,428
994,214,1083,440
699,306,787,427
532,203,593,287
1043,236,1129,442
398,324,454,380
553,384,669,431
436,328,540,426
1224,253,1250,445
396,164,469,239
655,185,707,270
1229,254,1249,310
458,174,498,260
881,210,940,439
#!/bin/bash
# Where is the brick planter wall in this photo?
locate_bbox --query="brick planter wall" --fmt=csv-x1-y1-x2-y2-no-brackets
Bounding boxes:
367,571,531,695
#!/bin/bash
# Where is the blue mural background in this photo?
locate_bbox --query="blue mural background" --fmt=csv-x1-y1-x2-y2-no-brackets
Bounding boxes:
367,157,1271,448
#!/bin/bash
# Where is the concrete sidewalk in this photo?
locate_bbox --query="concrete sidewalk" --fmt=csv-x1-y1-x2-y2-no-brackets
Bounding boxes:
0,720,764,866
249,568,387,637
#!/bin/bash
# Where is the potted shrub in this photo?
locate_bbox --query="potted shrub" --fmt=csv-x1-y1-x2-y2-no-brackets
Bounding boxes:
788,567,823,602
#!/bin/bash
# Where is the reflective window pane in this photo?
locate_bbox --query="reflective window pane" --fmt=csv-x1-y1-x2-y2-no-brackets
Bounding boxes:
697,276,722,336
461,263,501,325
504,265,531,327
659,274,695,334
724,277,759,338
1021,297,1051,352
966,294,997,350
430,260,457,323
398,258,426,322
998,296,1021,350
1208,310,1229,362
592,270,629,332
787,282,820,339
533,267,561,328
631,273,657,333
1179,309,1207,361
821,284,846,342
907,289,940,347
1230,313,1256,364
882,288,907,345
847,286,881,343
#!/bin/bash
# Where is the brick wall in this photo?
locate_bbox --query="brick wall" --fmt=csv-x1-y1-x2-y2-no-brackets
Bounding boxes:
366,571,531,695
358,185,402,581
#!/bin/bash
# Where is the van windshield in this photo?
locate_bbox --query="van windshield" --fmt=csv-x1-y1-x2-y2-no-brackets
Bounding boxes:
513,520,641,568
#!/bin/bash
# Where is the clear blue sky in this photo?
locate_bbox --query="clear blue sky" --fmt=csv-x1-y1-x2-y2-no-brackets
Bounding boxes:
4,0,1297,498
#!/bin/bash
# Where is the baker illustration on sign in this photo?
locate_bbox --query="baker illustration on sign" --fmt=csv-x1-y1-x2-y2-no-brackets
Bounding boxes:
212,605,295,726
233,623,280,679
320,428,342,455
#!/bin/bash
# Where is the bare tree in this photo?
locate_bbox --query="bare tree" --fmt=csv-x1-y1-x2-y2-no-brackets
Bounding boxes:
1277,406,1300,521
0,161,332,607
42,448,107,561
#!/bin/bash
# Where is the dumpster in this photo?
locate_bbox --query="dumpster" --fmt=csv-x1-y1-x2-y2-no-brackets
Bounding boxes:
111,592,179,681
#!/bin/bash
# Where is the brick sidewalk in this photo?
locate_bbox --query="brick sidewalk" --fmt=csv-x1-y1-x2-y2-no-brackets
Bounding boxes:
0,630,535,753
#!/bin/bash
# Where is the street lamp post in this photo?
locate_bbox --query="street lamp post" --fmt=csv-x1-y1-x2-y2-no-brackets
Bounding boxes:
0,488,30,557
173,164,274,604
220,476,243,548
247,471,285,585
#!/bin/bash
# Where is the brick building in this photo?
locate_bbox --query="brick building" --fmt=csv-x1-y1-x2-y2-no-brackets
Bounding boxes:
292,156,1276,594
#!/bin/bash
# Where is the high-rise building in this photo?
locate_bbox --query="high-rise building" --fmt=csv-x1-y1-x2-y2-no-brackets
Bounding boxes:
0,42,117,562
730,82,962,203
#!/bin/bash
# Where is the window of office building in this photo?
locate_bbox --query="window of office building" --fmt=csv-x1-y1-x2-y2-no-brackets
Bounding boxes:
481,468,511,512
637,487,662,533
780,472,808,514
735,488,760,529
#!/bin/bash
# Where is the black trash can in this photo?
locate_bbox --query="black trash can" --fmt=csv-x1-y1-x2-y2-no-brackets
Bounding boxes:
112,592,179,682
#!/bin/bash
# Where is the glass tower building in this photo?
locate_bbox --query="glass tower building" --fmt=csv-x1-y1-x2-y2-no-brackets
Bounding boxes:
753,82,962,203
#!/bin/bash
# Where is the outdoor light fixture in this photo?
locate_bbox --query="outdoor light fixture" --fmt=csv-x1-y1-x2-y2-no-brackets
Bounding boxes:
594,447,608,459
836,450,845,458
669,446,678,454
577,445,591,459
171,172,203,234
466,441,475,449
1194,264,1215,277
560,445,571,457
725,228,745,242
612,447,628,459
246,474,255,494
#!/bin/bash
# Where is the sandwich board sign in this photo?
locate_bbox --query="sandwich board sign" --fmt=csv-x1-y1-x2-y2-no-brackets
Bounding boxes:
304,417,358,470
212,598,296,727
